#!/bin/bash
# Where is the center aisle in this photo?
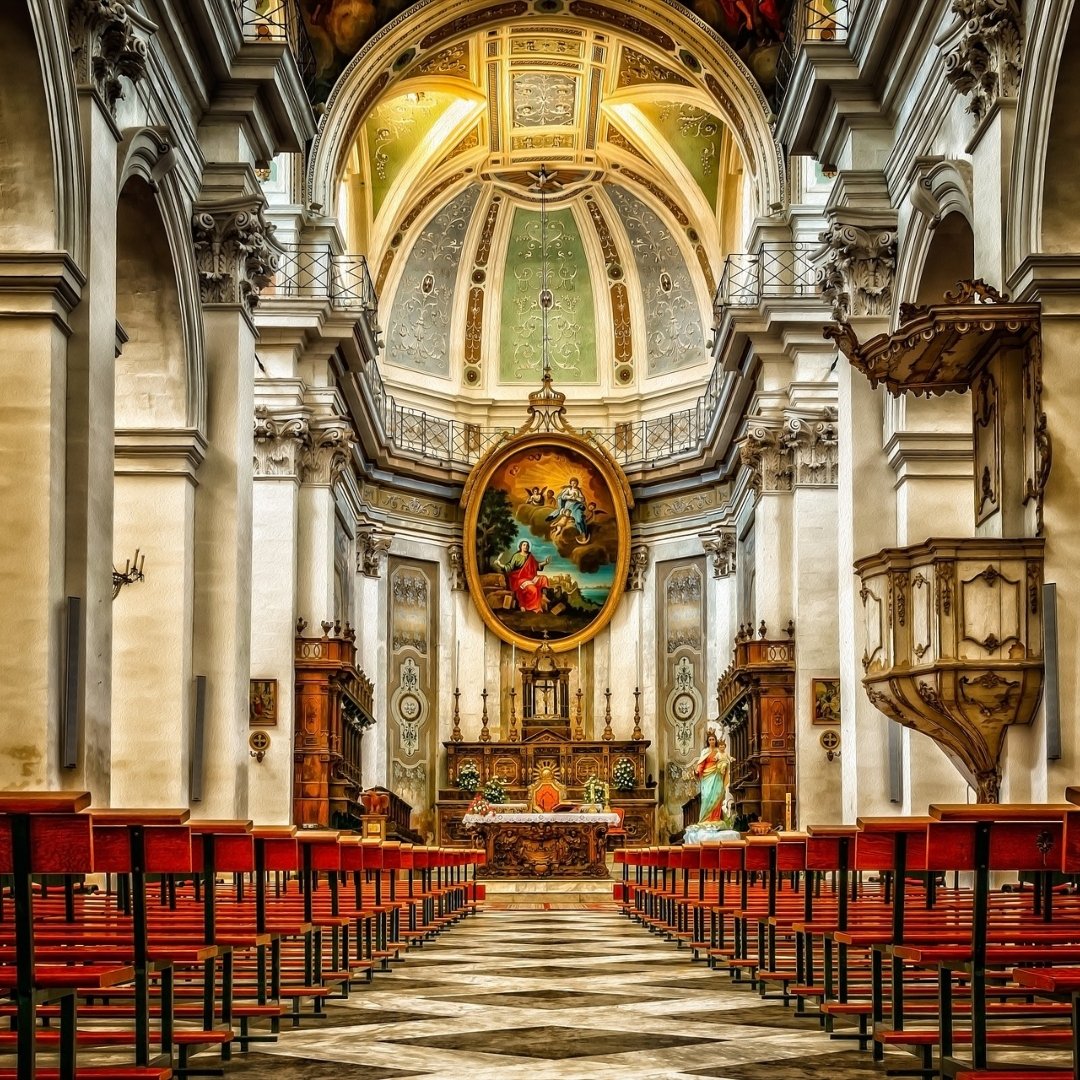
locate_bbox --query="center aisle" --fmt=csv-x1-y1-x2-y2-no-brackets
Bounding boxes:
221,910,882,1079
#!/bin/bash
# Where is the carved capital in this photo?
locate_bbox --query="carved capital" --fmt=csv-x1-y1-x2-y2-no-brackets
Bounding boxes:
700,530,736,578
253,405,309,478
191,198,279,311
68,0,149,114
781,408,839,487
944,0,1023,122
357,529,392,578
817,223,897,322
300,423,355,486
447,543,467,592
740,420,793,495
627,544,650,591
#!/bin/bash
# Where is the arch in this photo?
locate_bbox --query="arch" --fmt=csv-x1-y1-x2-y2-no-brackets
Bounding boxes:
114,177,192,430
307,0,784,225
1008,0,1077,266
1038,5,1080,253
913,213,976,306
116,134,206,431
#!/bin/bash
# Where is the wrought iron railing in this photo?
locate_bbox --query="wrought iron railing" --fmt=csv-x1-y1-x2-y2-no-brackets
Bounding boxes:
775,0,856,109
235,0,317,99
268,245,379,334
714,243,819,318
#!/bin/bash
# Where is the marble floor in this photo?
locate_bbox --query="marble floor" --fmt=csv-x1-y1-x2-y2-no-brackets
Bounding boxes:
221,908,889,1080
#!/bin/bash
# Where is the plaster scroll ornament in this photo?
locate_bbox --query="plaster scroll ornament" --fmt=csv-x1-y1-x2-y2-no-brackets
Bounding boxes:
782,409,840,487
447,543,467,592
191,198,280,312
700,530,736,578
627,544,650,591
68,0,149,113
252,406,309,477
300,423,356,486
357,529,392,578
817,223,898,323
944,0,1023,122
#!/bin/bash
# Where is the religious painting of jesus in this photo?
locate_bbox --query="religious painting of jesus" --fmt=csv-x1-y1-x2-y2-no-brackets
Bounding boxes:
462,433,632,650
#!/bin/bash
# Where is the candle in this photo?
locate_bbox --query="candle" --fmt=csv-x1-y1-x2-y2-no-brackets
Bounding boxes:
578,642,582,683
511,642,515,673
785,792,792,832
454,638,459,688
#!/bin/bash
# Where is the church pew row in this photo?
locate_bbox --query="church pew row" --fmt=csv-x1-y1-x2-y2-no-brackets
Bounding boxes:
613,804,1080,1078
0,793,484,1079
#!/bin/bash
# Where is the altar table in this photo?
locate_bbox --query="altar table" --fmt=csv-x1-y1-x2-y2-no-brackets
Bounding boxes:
462,812,619,879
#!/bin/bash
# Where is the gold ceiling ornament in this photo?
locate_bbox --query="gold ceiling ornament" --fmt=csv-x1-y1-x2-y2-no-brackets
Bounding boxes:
854,537,1045,804
460,164,633,652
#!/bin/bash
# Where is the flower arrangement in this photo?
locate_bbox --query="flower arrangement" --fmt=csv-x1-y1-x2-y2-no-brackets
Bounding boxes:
457,761,481,793
466,793,492,816
611,757,636,791
482,777,508,804
583,775,608,807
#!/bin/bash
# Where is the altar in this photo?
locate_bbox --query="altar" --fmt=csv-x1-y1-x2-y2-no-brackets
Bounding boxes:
463,811,619,878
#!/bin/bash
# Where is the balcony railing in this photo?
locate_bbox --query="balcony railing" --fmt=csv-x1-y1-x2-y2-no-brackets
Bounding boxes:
775,0,856,107
235,0,317,99
714,243,819,319
268,245,379,335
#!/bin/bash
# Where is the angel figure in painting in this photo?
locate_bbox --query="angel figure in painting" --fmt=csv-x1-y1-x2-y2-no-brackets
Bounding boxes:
547,476,591,543
695,729,733,824
496,540,552,614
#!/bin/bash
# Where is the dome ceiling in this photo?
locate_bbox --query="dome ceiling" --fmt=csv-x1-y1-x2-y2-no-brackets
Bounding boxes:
335,15,755,400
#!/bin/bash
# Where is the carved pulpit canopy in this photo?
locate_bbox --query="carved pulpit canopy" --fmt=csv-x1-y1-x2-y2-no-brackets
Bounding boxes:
823,279,1039,396
854,538,1044,803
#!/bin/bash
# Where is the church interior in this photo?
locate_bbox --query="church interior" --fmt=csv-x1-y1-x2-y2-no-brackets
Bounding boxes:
3,0,1080,1076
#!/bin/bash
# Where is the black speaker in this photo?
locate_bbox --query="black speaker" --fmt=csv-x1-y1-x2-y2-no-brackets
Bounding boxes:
190,674,207,802
61,596,82,770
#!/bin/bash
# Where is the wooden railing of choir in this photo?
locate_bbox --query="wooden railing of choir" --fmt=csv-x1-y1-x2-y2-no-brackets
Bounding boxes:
361,786,421,842
293,620,375,829
716,625,796,828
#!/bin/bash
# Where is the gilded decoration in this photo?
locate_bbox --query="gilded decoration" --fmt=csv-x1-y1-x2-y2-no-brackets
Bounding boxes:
855,538,1045,803
460,382,633,651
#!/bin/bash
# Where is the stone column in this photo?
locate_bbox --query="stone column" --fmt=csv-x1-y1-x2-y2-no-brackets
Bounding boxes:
111,432,203,805
355,526,391,788
0,257,83,788
190,197,277,817
248,408,307,824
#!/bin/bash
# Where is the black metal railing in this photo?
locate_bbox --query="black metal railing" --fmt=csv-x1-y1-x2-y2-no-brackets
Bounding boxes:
268,245,379,334
774,0,856,110
714,242,819,317
235,0,317,99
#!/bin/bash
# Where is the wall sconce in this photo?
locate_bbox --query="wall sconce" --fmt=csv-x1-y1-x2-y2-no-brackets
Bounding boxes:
820,729,840,762
249,730,270,763
112,549,146,600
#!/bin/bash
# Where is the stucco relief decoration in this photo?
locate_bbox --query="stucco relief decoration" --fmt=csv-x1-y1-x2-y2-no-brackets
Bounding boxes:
300,423,355,486
192,199,280,312
391,761,428,823
68,0,149,113
627,544,649,591
607,184,704,375
783,409,839,487
657,102,720,175
369,93,441,180
944,0,1023,122
357,529,392,578
740,421,793,494
665,567,703,653
391,572,429,654
817,223,897,323
253,406,309,477
701,529,737,578
512,72,578,126
386,185,480,377
394,657,424,756
448,543,467,591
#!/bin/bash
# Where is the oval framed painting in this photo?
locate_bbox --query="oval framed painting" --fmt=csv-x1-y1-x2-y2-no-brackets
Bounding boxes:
462,432,633,651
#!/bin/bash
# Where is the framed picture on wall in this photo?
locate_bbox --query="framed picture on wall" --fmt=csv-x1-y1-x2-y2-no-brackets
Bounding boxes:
811,678,841,726
249,679,277,727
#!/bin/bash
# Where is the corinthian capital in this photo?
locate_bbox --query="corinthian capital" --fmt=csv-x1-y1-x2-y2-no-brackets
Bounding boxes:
357,528,392,578
253,405,309,478
192,198,280,311
700,529,736,578
68,0,150,114
740,420,793,495
817,222,897,322
781,408,839,488
944,0,1023,122
300,423,356,486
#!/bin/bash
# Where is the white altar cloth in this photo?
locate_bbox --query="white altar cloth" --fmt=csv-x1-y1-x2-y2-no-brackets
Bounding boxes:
462,811,620,826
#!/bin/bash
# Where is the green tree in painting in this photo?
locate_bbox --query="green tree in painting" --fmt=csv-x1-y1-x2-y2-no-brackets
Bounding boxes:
476,488,517,573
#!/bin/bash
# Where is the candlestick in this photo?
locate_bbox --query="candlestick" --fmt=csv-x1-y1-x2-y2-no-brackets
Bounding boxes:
450,687,462,743
784,791,792,832
631,686,643,741
573,686,584,741
508,686,519,742
601,687,614,742
479,688,491,743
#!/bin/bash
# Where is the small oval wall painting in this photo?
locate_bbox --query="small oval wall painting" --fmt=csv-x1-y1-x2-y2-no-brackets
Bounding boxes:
464,435,631,650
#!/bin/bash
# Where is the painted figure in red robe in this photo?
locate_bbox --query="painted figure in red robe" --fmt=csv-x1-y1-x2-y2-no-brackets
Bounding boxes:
504,541,551,613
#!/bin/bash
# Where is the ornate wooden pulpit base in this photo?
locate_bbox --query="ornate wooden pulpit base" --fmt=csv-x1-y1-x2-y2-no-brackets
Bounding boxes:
468,816,613,878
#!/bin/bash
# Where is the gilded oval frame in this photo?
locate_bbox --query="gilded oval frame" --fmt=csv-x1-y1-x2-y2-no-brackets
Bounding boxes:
461,431,633,652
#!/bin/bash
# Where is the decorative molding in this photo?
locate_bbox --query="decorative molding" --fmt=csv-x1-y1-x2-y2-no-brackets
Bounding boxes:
944,0,1023,123
68,0,150,114
783,408,839,488
191,198,280,311
448,543,467,592
253,406,309,478
357,528,393,577
300,423,355,486
700,529,736,578
360,481,455,523
740,420,792,495
817,223,897,322
627,544,649,590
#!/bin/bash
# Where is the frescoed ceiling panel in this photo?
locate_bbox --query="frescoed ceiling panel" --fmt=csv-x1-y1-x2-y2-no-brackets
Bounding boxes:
635,100,723,212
